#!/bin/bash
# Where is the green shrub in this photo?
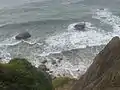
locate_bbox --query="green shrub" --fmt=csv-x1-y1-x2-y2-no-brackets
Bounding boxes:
0,58,53,90
52,77,72,88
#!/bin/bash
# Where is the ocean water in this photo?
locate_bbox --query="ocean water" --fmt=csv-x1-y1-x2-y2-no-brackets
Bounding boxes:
0,0,120,78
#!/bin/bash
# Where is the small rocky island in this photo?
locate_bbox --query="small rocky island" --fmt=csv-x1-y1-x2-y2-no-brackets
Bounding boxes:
74,22,86,31
15,32,31,40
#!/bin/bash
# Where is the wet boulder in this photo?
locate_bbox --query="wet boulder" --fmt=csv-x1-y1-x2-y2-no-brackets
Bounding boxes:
15,32,31,40
41,60,48,64
74,22,85,31
38,64,49,71
51,60,57,65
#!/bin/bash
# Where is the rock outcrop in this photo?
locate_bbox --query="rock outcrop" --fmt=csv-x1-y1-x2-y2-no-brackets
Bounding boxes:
0,58,54,90
74,22,85,31
72,36,120,90
15,32,31,40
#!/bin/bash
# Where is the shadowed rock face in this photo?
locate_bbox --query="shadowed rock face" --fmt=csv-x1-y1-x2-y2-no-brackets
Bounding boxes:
15,32,31,40
72,36,120,90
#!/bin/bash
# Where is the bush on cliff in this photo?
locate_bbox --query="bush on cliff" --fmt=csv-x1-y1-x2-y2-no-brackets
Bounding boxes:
52,77,71,88
0,58,53,90
52,77,76,90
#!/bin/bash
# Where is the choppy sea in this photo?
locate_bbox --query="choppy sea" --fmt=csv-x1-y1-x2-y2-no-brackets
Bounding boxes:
0,0,120,78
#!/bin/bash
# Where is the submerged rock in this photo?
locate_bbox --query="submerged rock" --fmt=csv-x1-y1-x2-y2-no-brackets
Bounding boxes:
74,22,85,31
51,60,57,65
0,58,53,90
15,32,31,40
72,36,120,90
38,64,49,71
41,60,48,64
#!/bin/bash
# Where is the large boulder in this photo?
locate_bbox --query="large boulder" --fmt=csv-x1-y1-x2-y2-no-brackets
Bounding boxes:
72,36,120,90
0,58,54,90
15,32,31,40
74,22,85,31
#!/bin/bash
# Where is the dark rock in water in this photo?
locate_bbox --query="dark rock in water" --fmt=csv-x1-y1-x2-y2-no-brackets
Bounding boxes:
15,32,31,40
51,60,57,65
41,60,47,64
99,8,105,10
74,23,85,31
57,57,63,60
55,64,58,67
49,71,53,73
38,64,49,71
57,57,63,63
72,36,120,90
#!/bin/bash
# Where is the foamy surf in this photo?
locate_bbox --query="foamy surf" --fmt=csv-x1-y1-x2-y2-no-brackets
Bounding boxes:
92,8,120,34
0,49,11,63
47,60,88,78
1,8,120,79
0,38,21,46
31,45,104,78
42,22,111,57
34,9,120,78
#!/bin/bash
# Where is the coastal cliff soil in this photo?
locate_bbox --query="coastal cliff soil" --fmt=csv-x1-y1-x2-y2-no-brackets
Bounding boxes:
72,36,120,90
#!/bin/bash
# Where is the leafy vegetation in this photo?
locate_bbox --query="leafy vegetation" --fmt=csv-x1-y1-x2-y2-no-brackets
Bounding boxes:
52,77,72,88
0,58,53,90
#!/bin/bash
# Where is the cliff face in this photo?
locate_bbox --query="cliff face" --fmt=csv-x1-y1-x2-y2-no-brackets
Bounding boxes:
72,36,120,90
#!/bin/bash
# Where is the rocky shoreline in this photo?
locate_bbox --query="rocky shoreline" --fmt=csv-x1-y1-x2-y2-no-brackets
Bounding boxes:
36,45,105,78
1,36,120,90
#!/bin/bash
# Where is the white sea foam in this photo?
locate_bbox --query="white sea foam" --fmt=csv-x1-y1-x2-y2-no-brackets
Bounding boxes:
1,8,120,78
43,8,120,57
47,60,88,78
0,38,21,46
38,8,120,78
0,48,11,63
92,8,120,34
43,22,111,56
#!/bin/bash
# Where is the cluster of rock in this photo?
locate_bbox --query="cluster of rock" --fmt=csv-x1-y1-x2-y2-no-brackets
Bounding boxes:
38,57,63,79
72,36,120,90
15,22,86,41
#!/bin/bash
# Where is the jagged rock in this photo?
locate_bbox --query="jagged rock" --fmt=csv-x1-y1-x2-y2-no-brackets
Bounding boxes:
15,32,31,40
72,36,120,90
51,60,57,65
38,64,49,71
57,57,63,63
49,71,53,73
74,22,85,31
99,8,105,10
41,60,47,64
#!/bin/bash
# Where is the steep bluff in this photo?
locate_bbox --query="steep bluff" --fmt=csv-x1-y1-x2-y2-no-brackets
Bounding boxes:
72,36,120,90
